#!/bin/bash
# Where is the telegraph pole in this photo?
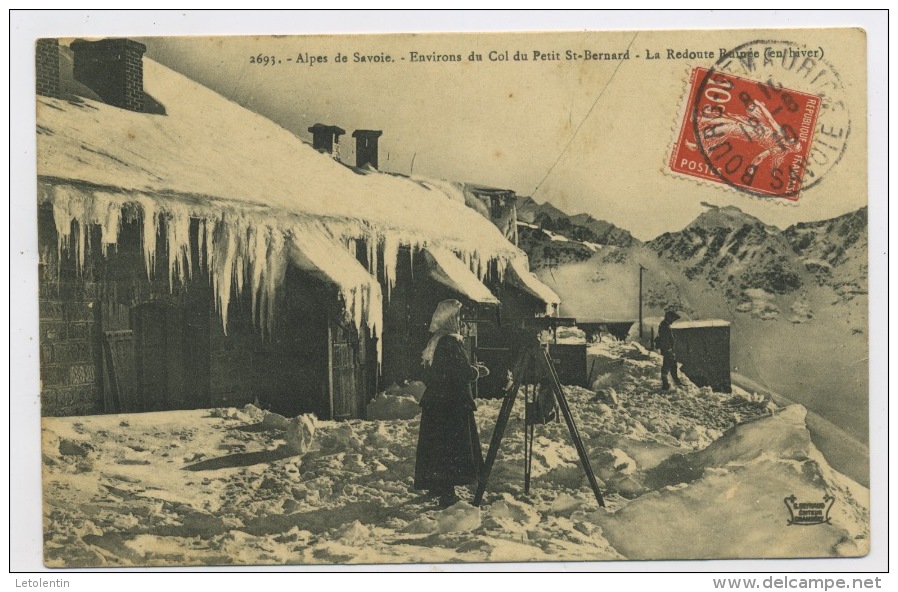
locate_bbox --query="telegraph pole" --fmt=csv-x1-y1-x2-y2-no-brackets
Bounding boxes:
638,264,646,340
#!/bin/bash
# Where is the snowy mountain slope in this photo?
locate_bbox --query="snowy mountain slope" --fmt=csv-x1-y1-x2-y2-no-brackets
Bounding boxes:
784,207,868,300
523,200,867,321
521,200,868,331
563,213,639,248
40,341,868,567
647,205,809,301
517,196,638,248
516,196,571,224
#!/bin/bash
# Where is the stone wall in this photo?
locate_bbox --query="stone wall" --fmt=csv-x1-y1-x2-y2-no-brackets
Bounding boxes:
36,38,61,99
38,209,103,416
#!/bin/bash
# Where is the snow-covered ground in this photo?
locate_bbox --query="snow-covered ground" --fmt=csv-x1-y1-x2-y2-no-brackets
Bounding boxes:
41,341,869,567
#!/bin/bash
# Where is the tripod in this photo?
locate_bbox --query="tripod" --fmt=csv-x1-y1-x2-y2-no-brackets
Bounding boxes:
473,337,605,507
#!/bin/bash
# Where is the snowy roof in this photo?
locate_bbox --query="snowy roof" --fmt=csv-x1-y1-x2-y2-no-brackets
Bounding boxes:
36,56,519,262
506,258,561,307
36,50,537,353
424,248,500,305
671,320,731,329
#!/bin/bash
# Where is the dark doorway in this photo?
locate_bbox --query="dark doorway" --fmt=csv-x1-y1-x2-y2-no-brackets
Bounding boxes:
250,266,330,418
132,298,210,411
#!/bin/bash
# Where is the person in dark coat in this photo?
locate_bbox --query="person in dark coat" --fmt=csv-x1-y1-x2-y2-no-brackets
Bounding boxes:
656,309,683,392
414,299,488,507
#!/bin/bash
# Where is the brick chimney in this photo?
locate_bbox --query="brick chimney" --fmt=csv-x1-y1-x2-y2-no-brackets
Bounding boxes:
308,123,346,156
352,130,383,169
70,38,147,112
36,39,61,99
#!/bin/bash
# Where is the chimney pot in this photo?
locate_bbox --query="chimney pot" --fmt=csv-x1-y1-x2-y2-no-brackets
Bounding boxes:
70,38,148,112
36,39,62,99
352,129,383,170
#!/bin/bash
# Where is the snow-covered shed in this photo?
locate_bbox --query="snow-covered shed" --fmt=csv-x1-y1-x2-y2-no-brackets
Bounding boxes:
35,38,556,418
670,319,732,393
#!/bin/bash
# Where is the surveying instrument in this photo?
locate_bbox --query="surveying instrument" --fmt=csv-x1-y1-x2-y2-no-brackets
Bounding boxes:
473,325,605,508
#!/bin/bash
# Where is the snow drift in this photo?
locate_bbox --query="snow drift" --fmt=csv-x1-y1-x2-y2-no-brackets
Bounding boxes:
40,341,869,566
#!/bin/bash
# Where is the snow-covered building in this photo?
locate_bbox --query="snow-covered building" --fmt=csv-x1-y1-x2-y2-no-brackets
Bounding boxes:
35,38,559,418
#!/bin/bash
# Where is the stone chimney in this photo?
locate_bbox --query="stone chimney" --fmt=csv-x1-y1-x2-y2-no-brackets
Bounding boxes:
352,130,383,169
36,39,61,99
308,123,346,156
70,38,147,112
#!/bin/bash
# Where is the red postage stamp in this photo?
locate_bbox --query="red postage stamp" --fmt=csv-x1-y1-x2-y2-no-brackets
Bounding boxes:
669,66,822,201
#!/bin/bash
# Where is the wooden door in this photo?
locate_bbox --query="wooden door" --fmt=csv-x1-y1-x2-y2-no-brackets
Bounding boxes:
132,300,209,411
329,316,369,420
133,302,173,411
102,330,137,413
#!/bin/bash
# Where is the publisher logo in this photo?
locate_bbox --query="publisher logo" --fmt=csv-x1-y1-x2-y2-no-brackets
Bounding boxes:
784,494,835,526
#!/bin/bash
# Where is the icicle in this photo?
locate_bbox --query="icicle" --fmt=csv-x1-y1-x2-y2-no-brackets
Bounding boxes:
212,220,237,334
48,187,127,271
382,234,399,301
366,232,379,278
368,282,384,367
52,194,73,266
197,218,205,272
165,206,193,292
351,287,364,332
342,281,384,367
74,202,87,274
263,231,287,338
495,254,507,283
136,197,158,281
468,250,485,281
247,224,267,330
95,194,122,257
234,253,245,296
204,218,215,281
51,186,89,274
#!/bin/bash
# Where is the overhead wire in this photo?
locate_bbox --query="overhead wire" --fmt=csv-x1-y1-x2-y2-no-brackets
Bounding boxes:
531,32,640,198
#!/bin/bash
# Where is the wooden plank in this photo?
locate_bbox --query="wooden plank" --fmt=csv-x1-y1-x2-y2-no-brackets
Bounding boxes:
327,321,335,421
102,330,135,413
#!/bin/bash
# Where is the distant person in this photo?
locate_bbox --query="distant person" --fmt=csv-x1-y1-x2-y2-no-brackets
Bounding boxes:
656,309,683,392
414,299,489,507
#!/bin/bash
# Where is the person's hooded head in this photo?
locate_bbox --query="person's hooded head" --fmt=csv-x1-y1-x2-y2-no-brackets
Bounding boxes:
428,299,463,335
421,299,463,367
664,309,681,322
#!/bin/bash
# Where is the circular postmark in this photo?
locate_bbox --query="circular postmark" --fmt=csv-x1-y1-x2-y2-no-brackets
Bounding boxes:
688,39,850,200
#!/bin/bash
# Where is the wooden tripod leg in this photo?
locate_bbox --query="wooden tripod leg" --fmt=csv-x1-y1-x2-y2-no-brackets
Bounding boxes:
473,349,528,506
538,348,606,508
524,393,534,495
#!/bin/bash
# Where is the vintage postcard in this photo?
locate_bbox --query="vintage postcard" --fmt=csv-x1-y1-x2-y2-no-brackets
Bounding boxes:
34,28,870,567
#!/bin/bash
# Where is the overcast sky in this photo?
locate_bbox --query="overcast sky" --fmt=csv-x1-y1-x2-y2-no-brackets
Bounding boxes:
139,30,866,240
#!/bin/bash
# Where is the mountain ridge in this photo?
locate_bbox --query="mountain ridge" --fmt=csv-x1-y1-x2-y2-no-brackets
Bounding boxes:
519,198,868,304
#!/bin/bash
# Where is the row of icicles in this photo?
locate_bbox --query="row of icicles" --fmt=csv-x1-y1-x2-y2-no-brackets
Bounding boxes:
45,185,511,365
